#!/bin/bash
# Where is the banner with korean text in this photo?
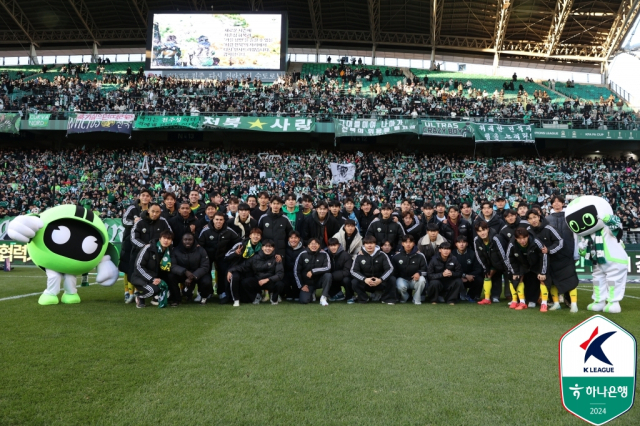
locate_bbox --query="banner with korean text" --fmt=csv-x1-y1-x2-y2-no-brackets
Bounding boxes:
334,118,420,137
67,114,135,135
202,116,315,132
472,123,535,143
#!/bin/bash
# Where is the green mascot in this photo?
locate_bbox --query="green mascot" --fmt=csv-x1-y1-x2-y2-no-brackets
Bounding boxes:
7,205,120,305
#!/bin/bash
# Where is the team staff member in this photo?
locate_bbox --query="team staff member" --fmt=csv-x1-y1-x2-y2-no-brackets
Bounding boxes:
426,242,464,305
366,203,405,250
294,238,333,305
131,230,175,309
228,239,285,306
199,211,242,304
258,196,293,258
452,236,483,301
327,237,354,302
120,189,151,303
169,202,199,247
506,227,547,311
474,221,509,305
227,203,257,239
349,235,396,305
170,233,211,305
392,235,428,305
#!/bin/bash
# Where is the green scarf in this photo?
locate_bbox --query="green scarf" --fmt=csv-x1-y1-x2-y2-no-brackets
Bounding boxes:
157,280,169,308
243,241,262,259
585,230,606,265
156,242,172,308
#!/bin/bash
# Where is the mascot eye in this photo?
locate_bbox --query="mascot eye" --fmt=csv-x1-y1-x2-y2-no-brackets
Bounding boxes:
583,213,596,227
82,236,99,254
51,226,71,245
569,220,580,233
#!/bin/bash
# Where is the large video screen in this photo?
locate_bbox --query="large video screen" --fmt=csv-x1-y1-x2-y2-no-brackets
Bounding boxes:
146,13,286,70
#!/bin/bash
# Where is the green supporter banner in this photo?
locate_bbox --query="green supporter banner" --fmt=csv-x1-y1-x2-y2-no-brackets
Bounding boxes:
0,113,20,134
534,128,640,140
134,115,201,130
334,118,419,137
28,115,50,128
202,116,315,132
421,120,474,138
472,123,535,143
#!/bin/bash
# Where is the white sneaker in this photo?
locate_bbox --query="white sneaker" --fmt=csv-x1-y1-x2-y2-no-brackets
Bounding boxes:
320,296,329,306
413,301,422,305
193,292,202,303
491,297,500,303
570,302,578,313
233,300,240,307
558,294,565,303
125,293,135,304
528,302,536,308
548,302,562,311
253,294,262,304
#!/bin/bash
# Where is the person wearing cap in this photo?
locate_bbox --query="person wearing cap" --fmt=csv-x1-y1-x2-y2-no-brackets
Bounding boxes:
494,196,508,217
258,195,293,258
333,218,363,259
294,237,333,305
227,202,257,239
349,235,397,304
366,203,404,251
283,193,305,231
228,239,284,306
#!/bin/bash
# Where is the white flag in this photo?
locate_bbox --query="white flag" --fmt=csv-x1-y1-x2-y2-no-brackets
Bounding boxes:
330,163,356,184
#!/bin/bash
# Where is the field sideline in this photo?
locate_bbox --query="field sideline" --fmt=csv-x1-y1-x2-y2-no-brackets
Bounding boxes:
1,267,639,426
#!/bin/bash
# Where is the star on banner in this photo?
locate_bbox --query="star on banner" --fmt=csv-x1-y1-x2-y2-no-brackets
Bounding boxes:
248,119,266,129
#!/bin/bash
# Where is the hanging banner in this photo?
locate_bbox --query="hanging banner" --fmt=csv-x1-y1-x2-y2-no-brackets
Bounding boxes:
534,128,640,140
330,163,356,183
472,123,535,143
421,120,474,138
334,118,420,137
134,115,201,130
0,113,20,134
202,116,315,132
28,115,50,128
67,114,135,135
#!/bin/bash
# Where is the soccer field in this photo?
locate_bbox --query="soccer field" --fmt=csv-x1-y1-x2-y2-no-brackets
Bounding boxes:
1,267,639,426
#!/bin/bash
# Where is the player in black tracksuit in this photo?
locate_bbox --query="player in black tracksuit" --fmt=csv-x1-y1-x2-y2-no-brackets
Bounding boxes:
426,241,464,304
452,235,483,301
366,204,405,251
294,238,333,305
258,197,294,257
130,232,176,308
391,235,428,304
497,209,521,301
130,205,172,273
400,211,423,242
228,239,285,305
474,220,510,304
198,211,242,304
170,233,211,304
119,191,151,292
284,231,305,300
506,227,547,309
349,236,396,304
327,238,354,301
226,228,263,303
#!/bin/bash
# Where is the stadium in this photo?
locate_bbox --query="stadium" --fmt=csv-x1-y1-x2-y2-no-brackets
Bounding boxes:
1,1,639,425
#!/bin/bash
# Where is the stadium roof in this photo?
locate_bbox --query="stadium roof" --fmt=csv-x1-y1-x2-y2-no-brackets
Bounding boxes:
0,0,638,64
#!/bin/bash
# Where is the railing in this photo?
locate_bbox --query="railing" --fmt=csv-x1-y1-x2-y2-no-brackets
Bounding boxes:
3,109,639,130
609,80,638,110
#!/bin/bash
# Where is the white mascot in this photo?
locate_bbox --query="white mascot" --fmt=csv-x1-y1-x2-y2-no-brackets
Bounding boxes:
565,196,627,313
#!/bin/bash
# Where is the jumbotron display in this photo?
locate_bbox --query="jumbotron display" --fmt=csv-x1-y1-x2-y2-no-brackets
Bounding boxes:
146,12,286,70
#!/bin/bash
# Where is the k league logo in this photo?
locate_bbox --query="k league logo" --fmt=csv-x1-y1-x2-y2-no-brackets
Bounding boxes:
559,315,636,425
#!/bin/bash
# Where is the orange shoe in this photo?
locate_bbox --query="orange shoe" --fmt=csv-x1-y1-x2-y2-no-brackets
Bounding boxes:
515,303,527,310
540,304,548,312
508,301,518,309
478,299,492,305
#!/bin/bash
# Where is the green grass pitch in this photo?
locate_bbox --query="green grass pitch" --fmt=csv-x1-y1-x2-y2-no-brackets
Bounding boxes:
1,267,639,425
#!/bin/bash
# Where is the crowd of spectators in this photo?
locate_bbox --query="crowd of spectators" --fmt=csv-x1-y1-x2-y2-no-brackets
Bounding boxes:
0,63,636,129
1,148,639,235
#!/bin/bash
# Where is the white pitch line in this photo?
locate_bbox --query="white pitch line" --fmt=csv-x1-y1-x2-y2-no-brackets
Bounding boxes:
577,287,640,300
0,279,122,302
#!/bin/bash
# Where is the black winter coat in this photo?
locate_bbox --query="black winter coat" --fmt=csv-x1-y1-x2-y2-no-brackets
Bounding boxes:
301,211,341,247
229,250,284,282
328,246,353,282
440,218,473,244
258,210,293,256
400,215,424,242
452,249,483,277
226,215,257,239
474,211,504,235
506,236,546,277
169,213,199,247
294,248,332,288
171,244,210,280
357,209,376,236
529,217,578,292
392,247,428,280
198,223,242,262
473,229,508,273
365,217,405,249
285,241,304,277
427,254,463,281
350,247,394,282
225,240,261,267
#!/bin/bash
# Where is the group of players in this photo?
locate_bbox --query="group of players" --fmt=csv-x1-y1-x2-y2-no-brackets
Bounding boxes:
118,188,579,311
